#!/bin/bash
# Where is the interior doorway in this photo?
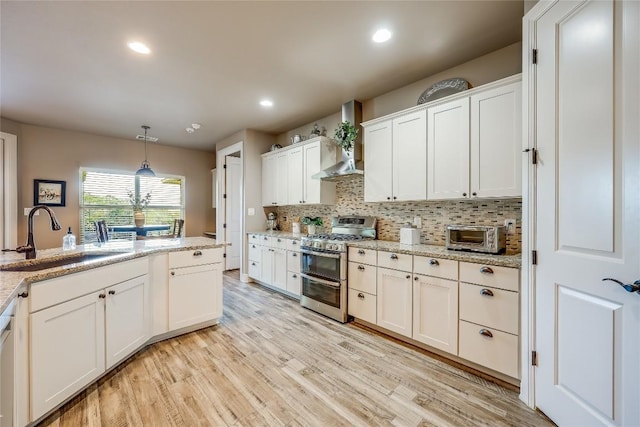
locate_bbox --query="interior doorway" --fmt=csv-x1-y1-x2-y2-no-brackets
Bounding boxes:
216,142,243,272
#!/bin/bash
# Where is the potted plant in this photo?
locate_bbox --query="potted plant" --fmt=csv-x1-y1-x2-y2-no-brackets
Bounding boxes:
128,190,152,227
301,216,323,235
333,121,359,152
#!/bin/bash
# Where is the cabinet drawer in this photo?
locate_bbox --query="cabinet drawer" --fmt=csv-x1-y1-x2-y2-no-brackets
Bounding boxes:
286,271,301,296
168,248,222,268
348,289,376,324
287,239,301,251
348,247,377,266
258,235,273,246
459,262,519,292
272,237,288,249
459,283,519,335
459,320,519,378
377,251,412,272
248,260,260,280
287,251,301,273
248,244,261,262
413,256,458,280
248,234,261,244
348,262,376,295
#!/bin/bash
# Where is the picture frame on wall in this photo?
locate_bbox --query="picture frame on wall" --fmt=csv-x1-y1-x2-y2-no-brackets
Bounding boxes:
34,179,66,207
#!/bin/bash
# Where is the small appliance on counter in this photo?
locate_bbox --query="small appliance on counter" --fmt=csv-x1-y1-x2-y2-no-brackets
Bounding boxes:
445,224,506,254
266,212,278,231
400,223,420,245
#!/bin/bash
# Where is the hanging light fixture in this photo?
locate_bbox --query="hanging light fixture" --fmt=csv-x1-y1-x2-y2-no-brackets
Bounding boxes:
136,125,155,176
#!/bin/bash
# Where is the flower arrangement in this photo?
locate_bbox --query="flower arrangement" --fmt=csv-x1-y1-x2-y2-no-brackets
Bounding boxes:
128,190,152,211
333,121,359,151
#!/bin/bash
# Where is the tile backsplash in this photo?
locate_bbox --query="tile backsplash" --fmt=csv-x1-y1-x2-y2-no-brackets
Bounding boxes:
275,175,522,254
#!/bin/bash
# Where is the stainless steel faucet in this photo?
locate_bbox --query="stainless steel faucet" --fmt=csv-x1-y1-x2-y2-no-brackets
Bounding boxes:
16,205,62,259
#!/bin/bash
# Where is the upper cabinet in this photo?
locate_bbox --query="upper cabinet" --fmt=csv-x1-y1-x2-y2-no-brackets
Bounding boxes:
262,136,337,207
363,74,522,203
364,110,427,202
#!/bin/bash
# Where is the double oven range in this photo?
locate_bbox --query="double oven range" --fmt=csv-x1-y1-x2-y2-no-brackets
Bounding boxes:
300,216,376,323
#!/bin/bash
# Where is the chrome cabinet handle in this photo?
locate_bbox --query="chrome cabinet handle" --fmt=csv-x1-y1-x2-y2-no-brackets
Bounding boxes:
429,259,439,266
17,291,28,298
193,250,203,256
480,266,494,274
98,293,106,299
390,254,398,260
479,329,493,338
292,241,297,245
357,265,365,271
480,289,494,297
357,292,365,299
602,278,640,293
293,274,297,278
108,290,116,295
358,249,365,255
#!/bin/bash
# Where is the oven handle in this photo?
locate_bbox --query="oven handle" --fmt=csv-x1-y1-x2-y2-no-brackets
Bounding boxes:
299,273,342,288
300,249,342,259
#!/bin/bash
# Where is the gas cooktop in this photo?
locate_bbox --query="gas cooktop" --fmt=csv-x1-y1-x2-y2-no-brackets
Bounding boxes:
301,216,376,253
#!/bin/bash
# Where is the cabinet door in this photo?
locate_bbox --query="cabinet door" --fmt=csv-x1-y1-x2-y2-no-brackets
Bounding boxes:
169,264,221,330
275,151,289,205
303,141,321,204
260,247,274,284
393,110,427,201
364,120,393,202
427,98,470,200
376,267,412,338
286,271,301,296
261,154,276,206
105,275,150,369
470,82,522,198
412,275,458,354
272,248,287,291
287,147,304,205
31,291,105,420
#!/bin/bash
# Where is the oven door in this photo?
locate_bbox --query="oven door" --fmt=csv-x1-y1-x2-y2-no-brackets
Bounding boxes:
300,273,342,308
300,249,342,282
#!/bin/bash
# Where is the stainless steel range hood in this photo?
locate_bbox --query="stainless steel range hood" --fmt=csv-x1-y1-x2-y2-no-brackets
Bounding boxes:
313,100,364,181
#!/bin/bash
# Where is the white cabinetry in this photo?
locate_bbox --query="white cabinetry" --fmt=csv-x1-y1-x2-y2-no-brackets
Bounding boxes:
287,146,304,205
376,251,413,338
286,239,301,296
168,248,223,331
347,247,377,324
248,234,301,296
364,111,427,202
262,152,288,206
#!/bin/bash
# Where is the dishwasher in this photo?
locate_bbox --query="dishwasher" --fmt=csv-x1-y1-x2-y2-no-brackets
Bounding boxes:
0,300,15,427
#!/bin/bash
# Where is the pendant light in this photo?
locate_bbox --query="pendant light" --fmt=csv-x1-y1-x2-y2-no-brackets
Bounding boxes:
136,125,155,176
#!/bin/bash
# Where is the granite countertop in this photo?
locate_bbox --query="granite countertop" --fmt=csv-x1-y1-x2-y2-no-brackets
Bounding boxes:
0,237,228,313
346,240,521,268
247,231,305,240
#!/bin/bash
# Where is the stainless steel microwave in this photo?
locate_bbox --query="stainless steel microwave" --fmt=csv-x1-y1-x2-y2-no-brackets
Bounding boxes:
445,225,506,254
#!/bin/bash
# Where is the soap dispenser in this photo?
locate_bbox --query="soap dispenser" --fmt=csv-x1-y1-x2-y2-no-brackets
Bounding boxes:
63,227,76,250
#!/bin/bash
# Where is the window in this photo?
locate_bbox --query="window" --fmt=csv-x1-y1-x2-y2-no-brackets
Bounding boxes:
79,168,185,242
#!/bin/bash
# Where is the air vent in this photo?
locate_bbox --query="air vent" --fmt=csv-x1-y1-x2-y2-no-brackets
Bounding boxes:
136,134,159,142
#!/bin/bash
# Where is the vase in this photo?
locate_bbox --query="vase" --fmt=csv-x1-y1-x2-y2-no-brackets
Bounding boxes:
134,211,145,227
307,225,316,235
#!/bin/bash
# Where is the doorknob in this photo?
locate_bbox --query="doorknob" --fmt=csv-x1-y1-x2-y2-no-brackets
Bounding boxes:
602,278,640,293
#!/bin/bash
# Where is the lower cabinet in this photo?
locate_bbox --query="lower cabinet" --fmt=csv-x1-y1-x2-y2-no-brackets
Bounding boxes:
248,235,301,297
169,264,222,330
412,275,458,354
376,267,412,338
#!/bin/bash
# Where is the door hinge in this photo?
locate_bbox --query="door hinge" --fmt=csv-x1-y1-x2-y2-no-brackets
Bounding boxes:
223,223,227,229
223,253,226,258
532,49,538,64
532,350,538,366
223,164,227,169
223,193,227,199
532,250,538,265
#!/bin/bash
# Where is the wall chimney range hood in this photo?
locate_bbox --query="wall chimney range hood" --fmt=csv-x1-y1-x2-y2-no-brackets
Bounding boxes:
313,100,364,180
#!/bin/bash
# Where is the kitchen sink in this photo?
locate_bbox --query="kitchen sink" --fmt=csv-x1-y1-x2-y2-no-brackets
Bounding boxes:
0,252,131,272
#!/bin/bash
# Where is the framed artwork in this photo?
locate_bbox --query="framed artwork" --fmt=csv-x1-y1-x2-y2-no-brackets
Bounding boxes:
34,179,66,206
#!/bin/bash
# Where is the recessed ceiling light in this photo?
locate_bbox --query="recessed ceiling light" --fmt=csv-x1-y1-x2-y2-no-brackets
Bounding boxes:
191,123,201,130
186,127,195,134
260,99,274,107
128,41,151,54
372,29,392,43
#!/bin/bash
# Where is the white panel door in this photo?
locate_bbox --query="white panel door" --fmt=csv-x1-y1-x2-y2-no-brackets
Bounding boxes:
261,154,276,207
105,275,149,369
260,247,274,285
470,81,522,198
287,147,303,205
275,151,289,206
427,98,470,200
412,275,458,354
225,156,241,270
303,141,321,204
169,264,220,330
393,110,427,201
534,1,640,425
364,120,393,202
376,267,412,338
272,248,288,291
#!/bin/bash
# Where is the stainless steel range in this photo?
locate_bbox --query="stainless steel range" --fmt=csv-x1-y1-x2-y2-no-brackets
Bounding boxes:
300,216,376,322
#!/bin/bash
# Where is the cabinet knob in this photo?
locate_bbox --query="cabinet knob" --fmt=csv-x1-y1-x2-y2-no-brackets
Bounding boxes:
387,197,391,200
17,291,28,298
357,292,365,299
480,266,494,275
390,254,398,260
293,253,298,257
479,329,494,338
263,237,268,240
358,249,365,255
462,192,467,197
251,262,256,266
357,265,365,271
414,276,419,281
193,250,203,256
393,196,397,200
292,241,297,245
98,293,106,299
171,271,176,276
293,274,297,278
429,259,439,266
405,274,411,279
299,201,303,204
108,290,116,295
480,288,494,297
472,192,477,196
252,244,256,248
277,238,281,242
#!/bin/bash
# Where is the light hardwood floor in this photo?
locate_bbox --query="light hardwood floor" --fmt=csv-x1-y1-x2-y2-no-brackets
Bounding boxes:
39,271,553,427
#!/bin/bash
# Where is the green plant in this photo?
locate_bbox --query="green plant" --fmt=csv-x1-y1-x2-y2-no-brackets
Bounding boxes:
128,190,152,211
333,121,359,151
301,216,323,226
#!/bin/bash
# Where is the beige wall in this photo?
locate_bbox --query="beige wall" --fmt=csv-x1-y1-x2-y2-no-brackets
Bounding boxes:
9,123,216,249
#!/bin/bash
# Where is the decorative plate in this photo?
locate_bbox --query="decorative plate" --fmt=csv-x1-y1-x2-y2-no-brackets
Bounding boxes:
417,78,469,105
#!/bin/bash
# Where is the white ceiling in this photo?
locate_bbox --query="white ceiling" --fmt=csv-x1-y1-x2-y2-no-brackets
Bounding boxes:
0,1,523,151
